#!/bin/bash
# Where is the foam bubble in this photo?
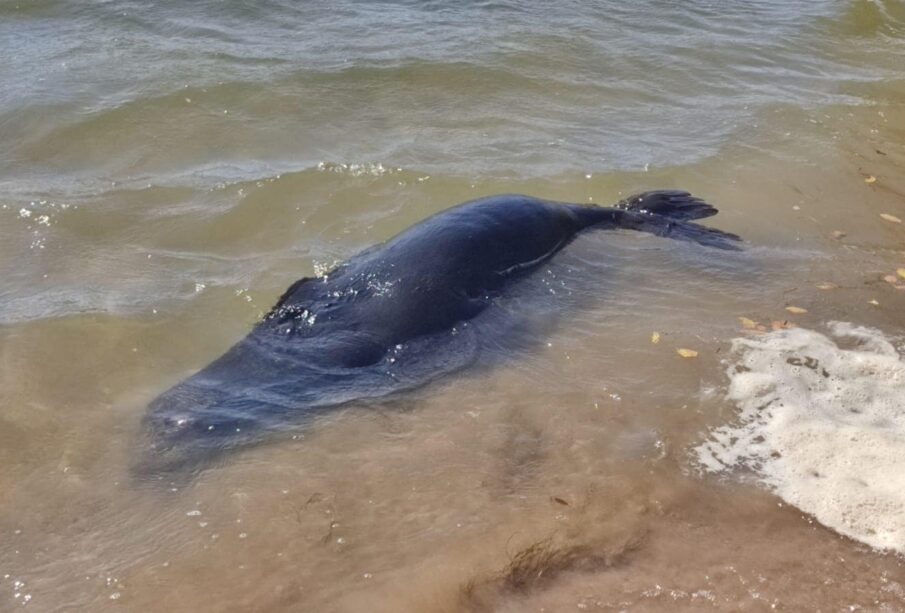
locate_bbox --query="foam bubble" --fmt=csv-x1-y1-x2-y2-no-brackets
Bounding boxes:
695,322,905,553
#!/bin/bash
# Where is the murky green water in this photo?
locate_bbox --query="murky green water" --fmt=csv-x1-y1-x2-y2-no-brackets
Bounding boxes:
2,1,905,610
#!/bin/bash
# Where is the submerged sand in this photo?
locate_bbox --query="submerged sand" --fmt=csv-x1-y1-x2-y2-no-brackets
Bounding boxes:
3,92,905,609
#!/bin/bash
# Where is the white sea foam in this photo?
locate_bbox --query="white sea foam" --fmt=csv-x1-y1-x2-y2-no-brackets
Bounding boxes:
695,322,905,553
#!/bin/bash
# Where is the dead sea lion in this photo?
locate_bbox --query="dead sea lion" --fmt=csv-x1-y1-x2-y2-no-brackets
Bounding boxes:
140,191,740,475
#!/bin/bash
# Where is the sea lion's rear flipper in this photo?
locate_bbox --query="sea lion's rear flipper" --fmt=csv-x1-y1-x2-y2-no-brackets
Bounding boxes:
614,190,742,251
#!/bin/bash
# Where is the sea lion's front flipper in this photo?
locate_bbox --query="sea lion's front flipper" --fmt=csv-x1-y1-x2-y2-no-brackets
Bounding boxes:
267,276,317,314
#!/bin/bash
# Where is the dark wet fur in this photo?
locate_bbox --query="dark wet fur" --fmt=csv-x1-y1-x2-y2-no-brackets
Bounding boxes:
137,192,740,477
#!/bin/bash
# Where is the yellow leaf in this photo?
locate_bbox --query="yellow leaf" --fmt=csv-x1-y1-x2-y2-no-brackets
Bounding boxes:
880,213,902,224
816,282,837,290
897,268,905,280
785,306,808,314
883,275,898,284
651,331,660,344
865,175,877,184
868,299,880,306
677,348,698,358
738,317,757,329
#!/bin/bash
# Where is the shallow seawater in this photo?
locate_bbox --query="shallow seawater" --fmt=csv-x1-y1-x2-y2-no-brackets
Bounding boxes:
2,0,905,610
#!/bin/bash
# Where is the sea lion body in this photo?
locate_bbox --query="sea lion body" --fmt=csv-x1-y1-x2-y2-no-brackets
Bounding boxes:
142,192,739,473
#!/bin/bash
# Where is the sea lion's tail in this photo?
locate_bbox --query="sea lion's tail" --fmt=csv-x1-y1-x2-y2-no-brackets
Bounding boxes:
612,190,742,250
